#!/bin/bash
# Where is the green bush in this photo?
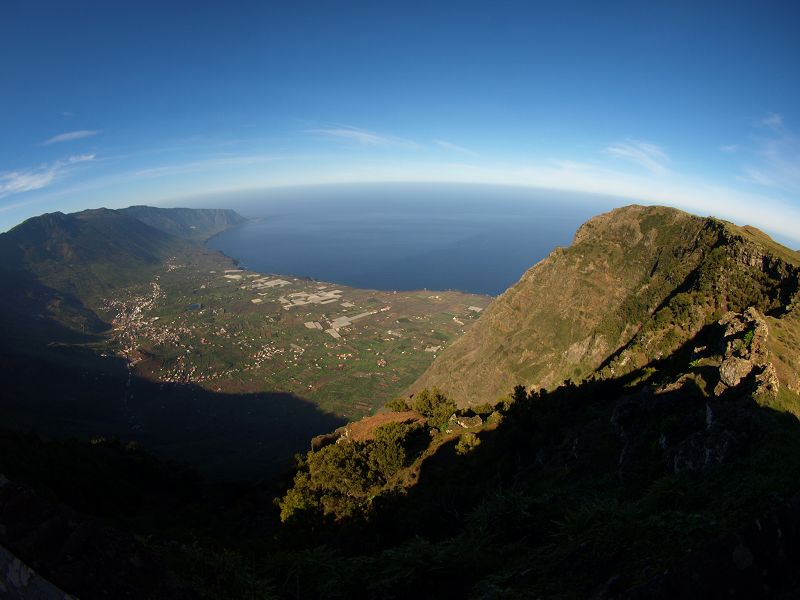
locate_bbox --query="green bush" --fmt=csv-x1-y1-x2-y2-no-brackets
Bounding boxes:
455,432,481,455
385,397,410,412
278,422,424,523
278,441,379,522
371,422,413,476
412,388,456,430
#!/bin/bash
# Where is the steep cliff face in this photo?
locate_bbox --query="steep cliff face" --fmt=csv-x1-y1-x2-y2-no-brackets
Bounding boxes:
411,205,800,406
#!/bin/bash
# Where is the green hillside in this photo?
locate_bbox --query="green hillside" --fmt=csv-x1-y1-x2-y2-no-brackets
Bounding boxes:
0,209,180,292
0,206,248,301
270,310,800,598
412,205,800,406
0,208,187,354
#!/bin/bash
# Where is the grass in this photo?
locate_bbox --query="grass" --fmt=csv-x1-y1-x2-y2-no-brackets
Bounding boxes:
767,309,800,399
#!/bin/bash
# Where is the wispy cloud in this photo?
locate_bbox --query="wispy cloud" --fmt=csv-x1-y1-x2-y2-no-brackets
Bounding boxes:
0,170,58,197
132,154,299,179
736,113,800,192
720,144,739,152
433,139,474,154
761,113,784,130
739,167,775,187
604,139,670,175
67,153,95,164
42,129,100,145
305,125,418,148
0,154,95,199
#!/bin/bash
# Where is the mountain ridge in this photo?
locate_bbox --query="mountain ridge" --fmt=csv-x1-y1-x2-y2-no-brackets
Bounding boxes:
0,205,249,374
0,205,247,319
118,205,248,241
411,204,800,405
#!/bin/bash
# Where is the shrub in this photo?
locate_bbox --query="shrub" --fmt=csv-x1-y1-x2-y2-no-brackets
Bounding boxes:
512,385,527,404
371,422,412,476
487,411,504,424
279,423,425,523
385,397,410,412
455,433,481,455
412,388,456,430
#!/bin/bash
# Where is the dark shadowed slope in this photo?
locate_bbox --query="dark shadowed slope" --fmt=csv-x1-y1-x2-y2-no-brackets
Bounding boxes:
0,206,248,296
0,349,345,482
0,208,183,293
0,206,247,350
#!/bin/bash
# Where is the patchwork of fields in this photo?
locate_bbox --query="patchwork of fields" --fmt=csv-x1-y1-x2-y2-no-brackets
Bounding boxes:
100,247,490,417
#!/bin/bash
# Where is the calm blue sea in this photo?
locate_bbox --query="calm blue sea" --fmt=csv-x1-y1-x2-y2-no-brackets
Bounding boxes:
203,183,621,296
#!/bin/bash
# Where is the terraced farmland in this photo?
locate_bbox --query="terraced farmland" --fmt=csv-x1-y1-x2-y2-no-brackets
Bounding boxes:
101,246,490,417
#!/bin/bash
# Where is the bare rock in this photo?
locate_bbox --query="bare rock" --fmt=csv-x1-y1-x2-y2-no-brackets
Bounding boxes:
449,414,483,428
745,307,770,356
755,363,780,397
719,311,747,337
720,357,754,387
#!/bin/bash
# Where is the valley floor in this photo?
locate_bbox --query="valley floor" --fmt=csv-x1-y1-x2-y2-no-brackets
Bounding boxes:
98,246,490,418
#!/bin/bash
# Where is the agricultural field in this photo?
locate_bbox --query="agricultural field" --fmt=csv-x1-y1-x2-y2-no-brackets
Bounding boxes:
99,246,490,418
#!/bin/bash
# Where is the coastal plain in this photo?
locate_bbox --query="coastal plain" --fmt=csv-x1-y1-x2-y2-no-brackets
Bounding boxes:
99,245,490,418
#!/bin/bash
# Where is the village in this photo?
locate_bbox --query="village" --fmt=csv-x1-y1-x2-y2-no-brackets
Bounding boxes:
100,254,490,417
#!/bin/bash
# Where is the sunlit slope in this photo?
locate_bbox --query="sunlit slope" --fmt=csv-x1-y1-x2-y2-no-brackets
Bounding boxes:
412,205,800,405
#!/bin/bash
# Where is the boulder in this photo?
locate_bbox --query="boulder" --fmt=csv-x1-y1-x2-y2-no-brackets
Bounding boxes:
719,311,747,337
449,414,483,429
720,357,754,387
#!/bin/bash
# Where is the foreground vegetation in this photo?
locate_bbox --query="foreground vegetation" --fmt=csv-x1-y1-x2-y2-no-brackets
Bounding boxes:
4,308,800,598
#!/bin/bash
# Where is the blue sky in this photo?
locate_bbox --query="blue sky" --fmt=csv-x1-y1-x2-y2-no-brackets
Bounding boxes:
2,1,799,243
